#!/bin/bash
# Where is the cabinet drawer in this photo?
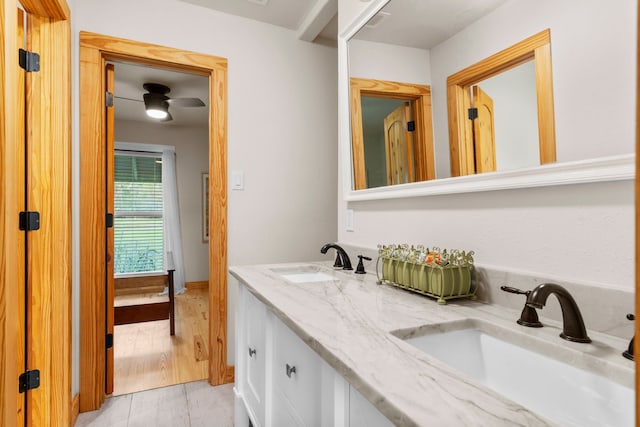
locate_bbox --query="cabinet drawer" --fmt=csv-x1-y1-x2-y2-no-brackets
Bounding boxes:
272,317,322,426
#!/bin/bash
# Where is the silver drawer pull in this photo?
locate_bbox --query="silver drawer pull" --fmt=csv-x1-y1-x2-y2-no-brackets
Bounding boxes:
286,364,296,378
248,347,257,358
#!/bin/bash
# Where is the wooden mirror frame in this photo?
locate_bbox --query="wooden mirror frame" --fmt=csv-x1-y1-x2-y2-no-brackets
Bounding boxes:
447,29,556,177
349,77,435,190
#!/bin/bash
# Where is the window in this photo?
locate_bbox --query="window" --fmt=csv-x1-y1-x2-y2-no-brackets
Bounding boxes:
114,153,164,275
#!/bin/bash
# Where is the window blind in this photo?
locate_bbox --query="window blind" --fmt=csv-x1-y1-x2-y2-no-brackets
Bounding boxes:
114,154,164,275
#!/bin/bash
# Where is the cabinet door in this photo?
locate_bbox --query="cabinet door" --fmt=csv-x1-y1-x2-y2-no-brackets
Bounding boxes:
272,317,322,426
240,287,267,426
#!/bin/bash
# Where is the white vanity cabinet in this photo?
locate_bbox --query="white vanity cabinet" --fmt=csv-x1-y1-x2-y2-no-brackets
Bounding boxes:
235,282,392,427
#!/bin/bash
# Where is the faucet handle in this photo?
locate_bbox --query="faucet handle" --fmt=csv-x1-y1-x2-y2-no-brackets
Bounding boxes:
500,286,543,328
355,255,372,274
500,286,530,296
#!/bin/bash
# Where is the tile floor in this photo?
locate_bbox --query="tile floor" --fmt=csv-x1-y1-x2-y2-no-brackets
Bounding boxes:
75,381,234,427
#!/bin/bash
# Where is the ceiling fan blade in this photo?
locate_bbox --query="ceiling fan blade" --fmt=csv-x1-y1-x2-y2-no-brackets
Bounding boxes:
114,95,143,103
161,112,174,122
167,97,205,107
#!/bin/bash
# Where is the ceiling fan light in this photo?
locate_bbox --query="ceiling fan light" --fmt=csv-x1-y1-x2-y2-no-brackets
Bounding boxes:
146,108,168,119
144,96,169,119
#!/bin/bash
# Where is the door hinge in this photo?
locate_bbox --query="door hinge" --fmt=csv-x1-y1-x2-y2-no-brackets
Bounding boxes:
105,91,114,108
106,333,113,349
468,107,478,120
18,49,40,72
19,211,40,231
407,121,416,132
19,370,40,393
106,213,114,228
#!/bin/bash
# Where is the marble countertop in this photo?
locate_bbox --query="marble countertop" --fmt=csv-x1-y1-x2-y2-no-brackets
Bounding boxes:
229,262,634,427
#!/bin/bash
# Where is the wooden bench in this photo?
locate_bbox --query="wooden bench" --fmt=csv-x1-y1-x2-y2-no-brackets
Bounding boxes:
114,269,176,335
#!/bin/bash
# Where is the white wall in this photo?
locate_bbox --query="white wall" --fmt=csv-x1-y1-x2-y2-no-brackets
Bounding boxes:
72,0,338,394
338,0,634,292
115,120,210,282
348,39,430,84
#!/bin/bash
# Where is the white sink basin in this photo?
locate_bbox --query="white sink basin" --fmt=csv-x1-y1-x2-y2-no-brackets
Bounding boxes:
397,320,634,427
271,266,337,284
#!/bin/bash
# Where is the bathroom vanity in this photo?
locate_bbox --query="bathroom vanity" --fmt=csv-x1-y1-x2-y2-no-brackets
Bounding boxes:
231,263,633,427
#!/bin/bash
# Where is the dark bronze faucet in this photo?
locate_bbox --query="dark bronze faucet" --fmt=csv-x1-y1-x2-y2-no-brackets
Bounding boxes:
525,283,591,343
320,243,353,270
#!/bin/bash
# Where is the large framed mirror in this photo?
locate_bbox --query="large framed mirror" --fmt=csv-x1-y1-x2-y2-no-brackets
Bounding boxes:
339,0,636,201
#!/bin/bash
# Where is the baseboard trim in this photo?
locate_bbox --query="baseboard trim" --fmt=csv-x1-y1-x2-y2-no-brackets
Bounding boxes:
71,393,80,425
186,280,209,290
224,365,235,383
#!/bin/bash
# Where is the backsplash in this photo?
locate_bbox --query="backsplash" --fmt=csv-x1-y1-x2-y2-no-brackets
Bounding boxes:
336,243,634,340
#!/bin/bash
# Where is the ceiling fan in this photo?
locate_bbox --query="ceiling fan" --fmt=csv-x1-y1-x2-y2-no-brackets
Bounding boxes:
116,82,206,122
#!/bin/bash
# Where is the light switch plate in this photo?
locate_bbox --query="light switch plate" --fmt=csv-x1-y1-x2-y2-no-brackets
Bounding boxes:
346,209,354,232
231,170,244,190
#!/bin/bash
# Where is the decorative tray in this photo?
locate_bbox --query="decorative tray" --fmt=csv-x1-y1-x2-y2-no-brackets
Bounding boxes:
376,244,476,304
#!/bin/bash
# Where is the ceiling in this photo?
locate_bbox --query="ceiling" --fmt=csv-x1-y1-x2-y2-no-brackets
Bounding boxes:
353,0,508,50
113,0,506,127
179,0,319,31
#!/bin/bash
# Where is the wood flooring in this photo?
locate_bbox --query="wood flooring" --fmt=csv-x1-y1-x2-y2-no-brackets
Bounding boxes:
113,288,209,396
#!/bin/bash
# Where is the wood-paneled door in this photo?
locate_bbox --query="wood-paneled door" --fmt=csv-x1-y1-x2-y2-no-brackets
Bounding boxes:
383,103,413,186
16,7,26,426
105,63,115,395
0,1,72,427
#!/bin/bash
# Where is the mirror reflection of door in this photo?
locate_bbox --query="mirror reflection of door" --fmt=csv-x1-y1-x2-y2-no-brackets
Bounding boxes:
471,85,496,173
448,31,555,177
384,102,413,185
350,77,435,190
361,97,415,188
462,60,541,174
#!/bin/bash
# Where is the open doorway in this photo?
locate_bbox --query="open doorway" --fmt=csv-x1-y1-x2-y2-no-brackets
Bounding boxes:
108,61,210,396
79,32,230,413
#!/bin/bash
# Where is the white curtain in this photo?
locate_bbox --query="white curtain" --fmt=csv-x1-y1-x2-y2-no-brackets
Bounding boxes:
162,149,186,295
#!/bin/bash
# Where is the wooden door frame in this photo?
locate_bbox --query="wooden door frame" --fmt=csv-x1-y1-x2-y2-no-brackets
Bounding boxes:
349,77,435,190
0,1,71,427
447,29,556,177
78,32,230,412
